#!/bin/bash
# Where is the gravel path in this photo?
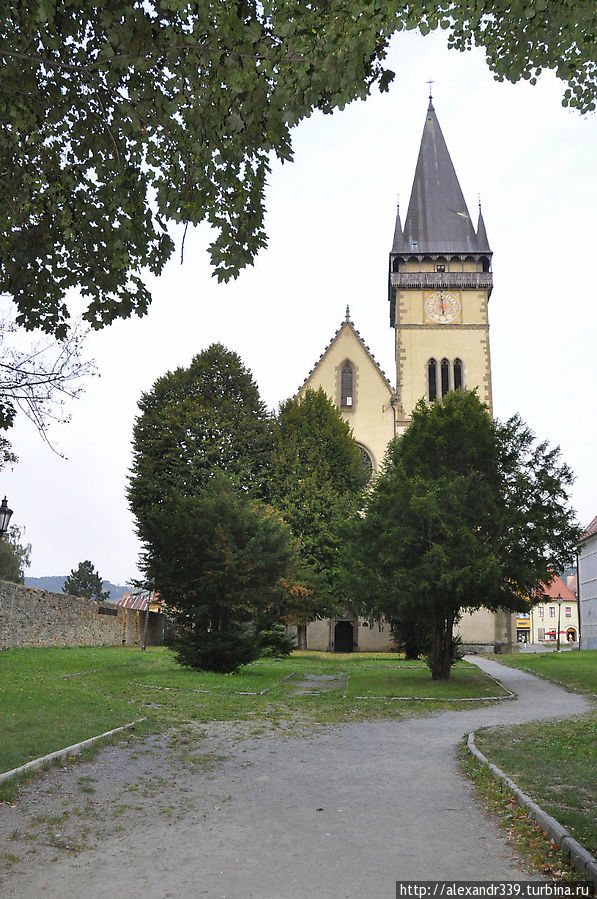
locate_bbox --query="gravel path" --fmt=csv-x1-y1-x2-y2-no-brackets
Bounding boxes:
0,657,590,899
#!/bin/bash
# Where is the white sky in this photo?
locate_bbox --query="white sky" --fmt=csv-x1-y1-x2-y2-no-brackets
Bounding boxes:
3,30,596,585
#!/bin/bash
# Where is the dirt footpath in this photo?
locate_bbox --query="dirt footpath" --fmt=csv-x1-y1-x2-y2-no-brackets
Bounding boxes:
0,658,590,899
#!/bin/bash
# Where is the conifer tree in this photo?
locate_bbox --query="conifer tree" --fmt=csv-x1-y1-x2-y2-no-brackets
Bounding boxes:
129,343,273,549
63,560,109,601
141,480,301,672
269,388,368,617
347,391,580,679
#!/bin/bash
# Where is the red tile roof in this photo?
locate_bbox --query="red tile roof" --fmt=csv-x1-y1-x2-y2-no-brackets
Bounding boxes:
579,514,597,543
540,574,575,603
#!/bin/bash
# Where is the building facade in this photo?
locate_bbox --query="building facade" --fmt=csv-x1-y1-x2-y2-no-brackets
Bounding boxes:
294,100,512,654
516,575,579,646
578,514,597,650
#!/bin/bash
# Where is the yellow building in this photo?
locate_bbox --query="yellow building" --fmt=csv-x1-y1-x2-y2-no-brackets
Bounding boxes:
293,99,512,654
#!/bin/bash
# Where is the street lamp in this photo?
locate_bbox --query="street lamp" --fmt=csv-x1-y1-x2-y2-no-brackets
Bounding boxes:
0,496,13,539
556,593,563,652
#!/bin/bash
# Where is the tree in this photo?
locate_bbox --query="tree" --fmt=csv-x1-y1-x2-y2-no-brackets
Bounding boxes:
0,314,94,445
1,2,594,338
129,344,273,547
63,560,109,601
141,480,301,672
0,524,31,584
268,388,368,619
347,391,579,679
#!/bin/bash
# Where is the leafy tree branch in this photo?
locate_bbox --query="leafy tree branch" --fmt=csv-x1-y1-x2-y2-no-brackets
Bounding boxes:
0,1,593,336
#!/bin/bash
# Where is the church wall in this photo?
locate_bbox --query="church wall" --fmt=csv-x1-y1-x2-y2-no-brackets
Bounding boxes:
395,284,492,420
304,618,330,651
357,619,395,651
295,617,395,652
455,608,514,653
300,325,395,475
397,323,491,417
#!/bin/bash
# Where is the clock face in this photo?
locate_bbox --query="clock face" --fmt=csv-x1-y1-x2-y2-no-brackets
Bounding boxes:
424,290,462,324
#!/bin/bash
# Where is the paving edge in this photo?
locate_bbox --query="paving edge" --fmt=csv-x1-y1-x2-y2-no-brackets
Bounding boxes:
467,731,597,887
0,718,147,786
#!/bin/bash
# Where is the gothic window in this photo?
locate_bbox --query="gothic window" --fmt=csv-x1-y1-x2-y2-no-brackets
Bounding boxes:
357,444,374,483
429,358,464,402
428,358,437,402
341,361,354,408
441,358,450,397
453,358,463,390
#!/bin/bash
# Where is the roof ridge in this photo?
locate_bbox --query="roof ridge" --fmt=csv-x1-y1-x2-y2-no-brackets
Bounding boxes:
580,513,597,542
296,314,395,397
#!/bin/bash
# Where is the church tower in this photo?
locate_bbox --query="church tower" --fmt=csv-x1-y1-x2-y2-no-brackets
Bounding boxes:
389,100,493,431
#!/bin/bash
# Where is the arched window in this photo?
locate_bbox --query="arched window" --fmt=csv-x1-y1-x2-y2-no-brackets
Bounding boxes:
441,358,450,397
428,358,437,402
341,362,353,408
357,444,374,483
453,358,463,390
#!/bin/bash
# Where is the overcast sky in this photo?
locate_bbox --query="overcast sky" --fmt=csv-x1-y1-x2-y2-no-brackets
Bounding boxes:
3,29,596,586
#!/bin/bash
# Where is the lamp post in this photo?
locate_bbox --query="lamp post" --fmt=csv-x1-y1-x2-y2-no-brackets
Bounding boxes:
0,496,13,540
556,593,563,652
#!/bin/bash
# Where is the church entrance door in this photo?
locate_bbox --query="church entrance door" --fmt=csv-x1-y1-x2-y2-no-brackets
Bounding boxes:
334,621,354,653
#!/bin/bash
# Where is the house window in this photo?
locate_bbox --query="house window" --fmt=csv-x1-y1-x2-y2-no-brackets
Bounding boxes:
441,358,450,397
537,606,544,618
341,362,353,408
453,358,463,390
549,606,555,617
428,358,437,402
565,607,571,618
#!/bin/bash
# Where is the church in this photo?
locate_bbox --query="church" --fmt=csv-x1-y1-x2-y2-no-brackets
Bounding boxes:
291,99,514,653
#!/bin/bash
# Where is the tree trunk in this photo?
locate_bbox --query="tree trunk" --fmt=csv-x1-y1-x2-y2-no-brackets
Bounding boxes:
430,613,455,680
297,624,307,650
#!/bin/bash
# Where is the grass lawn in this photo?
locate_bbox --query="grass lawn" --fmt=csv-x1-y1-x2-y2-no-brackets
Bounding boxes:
471,650,597,856
0,646,505,778
489,649,597,698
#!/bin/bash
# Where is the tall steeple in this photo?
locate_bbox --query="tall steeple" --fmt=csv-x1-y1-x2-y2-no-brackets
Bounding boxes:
396,100,485,255
388,99,494,425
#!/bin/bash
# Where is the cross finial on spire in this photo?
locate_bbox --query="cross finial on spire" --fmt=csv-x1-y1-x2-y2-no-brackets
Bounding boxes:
426,79,434,101
345,305,350,323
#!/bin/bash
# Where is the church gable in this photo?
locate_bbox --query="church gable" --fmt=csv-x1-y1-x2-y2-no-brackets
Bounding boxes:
299,309,396,474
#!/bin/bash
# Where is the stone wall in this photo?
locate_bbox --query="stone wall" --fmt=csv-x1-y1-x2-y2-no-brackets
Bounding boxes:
0,580,164,649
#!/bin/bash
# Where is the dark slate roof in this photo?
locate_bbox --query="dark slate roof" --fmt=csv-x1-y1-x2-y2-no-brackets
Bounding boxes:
395,101,488,255
476,207,491,253
391,203,406,253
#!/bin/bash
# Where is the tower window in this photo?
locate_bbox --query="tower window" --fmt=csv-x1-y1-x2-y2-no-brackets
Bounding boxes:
428,358,437,402
428,358,464,403
436,264,445,273
341,362,354,408
441,358,450,397
453,358,463,390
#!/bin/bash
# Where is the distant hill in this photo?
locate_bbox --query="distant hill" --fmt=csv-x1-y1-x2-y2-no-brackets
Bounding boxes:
24,576,130,603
